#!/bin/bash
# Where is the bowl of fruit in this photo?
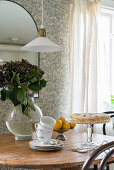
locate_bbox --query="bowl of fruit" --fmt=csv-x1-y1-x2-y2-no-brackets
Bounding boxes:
53,117,76,141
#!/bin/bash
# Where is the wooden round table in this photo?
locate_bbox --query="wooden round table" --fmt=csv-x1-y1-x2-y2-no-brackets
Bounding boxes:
0,130,114,170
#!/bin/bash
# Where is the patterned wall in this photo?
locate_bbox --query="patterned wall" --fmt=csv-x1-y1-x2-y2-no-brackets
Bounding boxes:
0,0,70,169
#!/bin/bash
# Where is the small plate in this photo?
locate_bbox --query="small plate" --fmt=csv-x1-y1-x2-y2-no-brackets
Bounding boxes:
29,139,64,151
30,146,64,151
30,144,64,151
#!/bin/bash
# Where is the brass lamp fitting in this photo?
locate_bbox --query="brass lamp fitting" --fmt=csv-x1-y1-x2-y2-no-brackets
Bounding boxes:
38,28,46,37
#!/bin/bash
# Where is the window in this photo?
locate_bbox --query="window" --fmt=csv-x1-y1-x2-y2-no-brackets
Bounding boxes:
101,8,114,109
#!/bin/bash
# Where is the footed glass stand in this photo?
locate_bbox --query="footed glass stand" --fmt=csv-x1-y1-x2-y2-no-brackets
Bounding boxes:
76,119,110,152
77,124,98,151
54,129,69,141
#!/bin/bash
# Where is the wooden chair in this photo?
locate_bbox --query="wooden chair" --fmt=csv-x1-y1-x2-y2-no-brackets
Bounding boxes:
99,148,114,170
82,141,114,170
102,112,114,170
103,112,114,135
91,112,114,170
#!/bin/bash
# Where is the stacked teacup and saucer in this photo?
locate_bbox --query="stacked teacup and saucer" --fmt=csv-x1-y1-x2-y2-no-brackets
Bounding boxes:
29,116,64,151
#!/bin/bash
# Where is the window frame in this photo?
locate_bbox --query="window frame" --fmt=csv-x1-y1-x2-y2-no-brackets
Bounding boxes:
101,7,114,111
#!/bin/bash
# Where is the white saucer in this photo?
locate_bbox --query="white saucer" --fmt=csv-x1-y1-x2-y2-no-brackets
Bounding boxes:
29,139,64,151
30,145,64,151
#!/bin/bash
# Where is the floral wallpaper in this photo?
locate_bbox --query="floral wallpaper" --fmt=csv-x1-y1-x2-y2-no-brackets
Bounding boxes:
0,0,70,169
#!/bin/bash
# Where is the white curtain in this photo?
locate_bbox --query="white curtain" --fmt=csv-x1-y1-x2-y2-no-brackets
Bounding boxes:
70,0,111,114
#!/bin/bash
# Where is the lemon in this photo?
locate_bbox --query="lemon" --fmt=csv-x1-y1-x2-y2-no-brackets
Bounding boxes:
62,122,70,130
59,117,66,123
53,120,62,130
69,122,76,129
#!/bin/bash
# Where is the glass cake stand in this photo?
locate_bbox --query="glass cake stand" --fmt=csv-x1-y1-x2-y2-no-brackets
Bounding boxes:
71,120,110,152
77,123,97,151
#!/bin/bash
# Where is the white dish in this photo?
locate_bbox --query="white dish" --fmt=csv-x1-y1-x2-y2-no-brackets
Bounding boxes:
29,139,64,148
30,145,63,151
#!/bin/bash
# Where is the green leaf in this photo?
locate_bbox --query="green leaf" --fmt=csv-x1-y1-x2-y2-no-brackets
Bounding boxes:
8,88,19,106
21,104,30,117
31,77,38,83
31,69,37,76
15,73,20,85
17,88,27,105
11,72,16,84
10,72,20,86
25,73,32,78
1,88,7,101
27,97,35,111
28,81,41,92
40,79,47,88
8,85,14,89
20,82,28,91
21,104,27,114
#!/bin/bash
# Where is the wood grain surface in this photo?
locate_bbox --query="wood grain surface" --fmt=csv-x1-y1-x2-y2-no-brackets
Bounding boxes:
0,129,114,169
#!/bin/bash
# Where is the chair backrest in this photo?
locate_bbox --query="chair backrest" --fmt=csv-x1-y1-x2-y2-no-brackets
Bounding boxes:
82,141,114,170
99,148,114,170
103,112,114,135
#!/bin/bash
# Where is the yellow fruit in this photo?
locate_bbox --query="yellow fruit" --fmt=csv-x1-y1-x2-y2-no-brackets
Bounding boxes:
62,122,70,130
53,120,62,130
69,122,76,129
59,117,66,123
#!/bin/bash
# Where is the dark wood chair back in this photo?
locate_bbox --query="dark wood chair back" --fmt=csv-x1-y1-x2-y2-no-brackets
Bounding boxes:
82,141,114,170
92,112,114,170
99,148,114,170
103,112,114,135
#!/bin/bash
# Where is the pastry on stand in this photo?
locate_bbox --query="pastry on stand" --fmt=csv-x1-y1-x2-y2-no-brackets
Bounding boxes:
71,113,110,152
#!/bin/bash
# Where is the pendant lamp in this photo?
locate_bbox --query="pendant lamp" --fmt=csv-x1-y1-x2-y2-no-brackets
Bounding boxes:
22,0,62,52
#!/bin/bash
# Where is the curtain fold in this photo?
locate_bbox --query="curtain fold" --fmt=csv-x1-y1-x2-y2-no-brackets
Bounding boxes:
70,0,111,114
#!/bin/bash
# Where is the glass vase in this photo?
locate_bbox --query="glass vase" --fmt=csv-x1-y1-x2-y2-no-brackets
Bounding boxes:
5,98,42,140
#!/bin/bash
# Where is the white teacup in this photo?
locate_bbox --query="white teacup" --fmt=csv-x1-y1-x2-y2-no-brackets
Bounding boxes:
37,131,52,138
35,123,52,133
40,116,56,130
37,131,52,144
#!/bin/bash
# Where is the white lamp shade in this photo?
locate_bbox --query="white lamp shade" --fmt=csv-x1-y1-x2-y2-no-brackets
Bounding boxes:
21,37,62,52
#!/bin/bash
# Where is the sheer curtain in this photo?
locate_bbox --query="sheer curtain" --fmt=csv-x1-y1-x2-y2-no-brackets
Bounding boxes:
70,0,111,114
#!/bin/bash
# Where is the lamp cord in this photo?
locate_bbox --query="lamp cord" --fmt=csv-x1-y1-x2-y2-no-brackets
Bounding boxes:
41,0,44,28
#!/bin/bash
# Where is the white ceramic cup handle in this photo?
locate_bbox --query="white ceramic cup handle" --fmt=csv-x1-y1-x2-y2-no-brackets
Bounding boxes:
35,123,39,129
32,132,38,140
